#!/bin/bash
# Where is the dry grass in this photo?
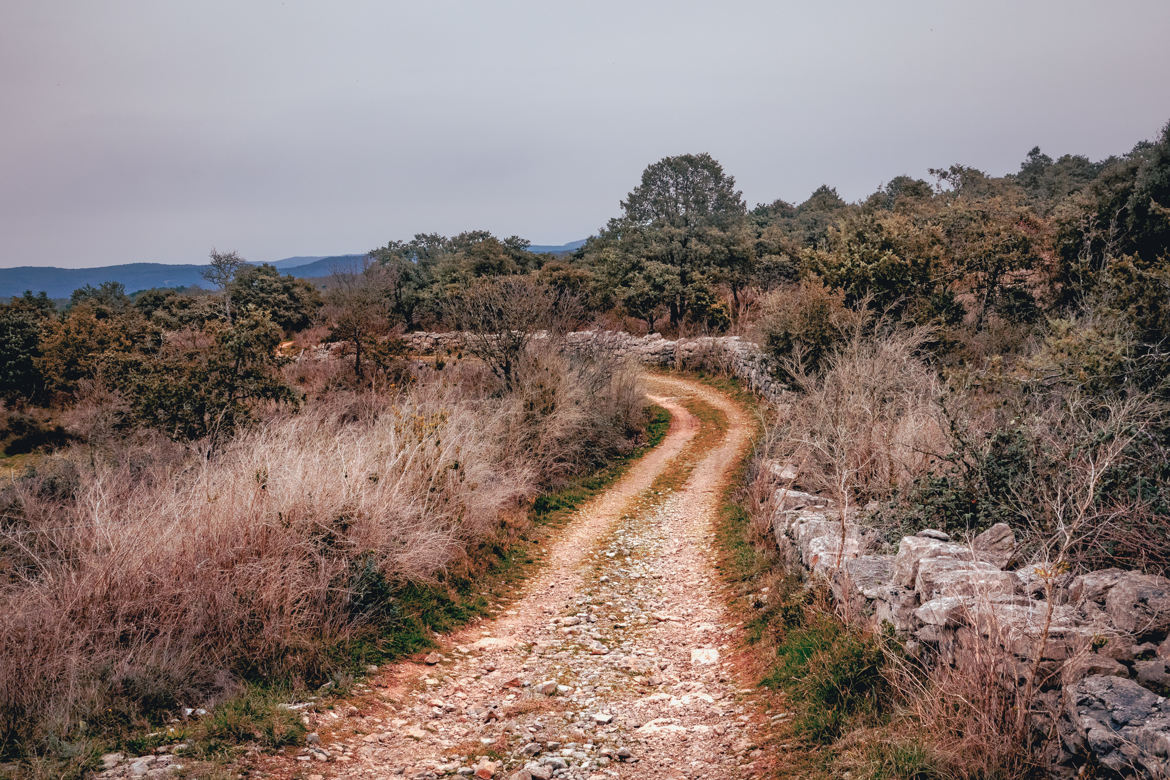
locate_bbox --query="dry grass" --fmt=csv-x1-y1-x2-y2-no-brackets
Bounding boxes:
765,324,948,517
0,349,643,757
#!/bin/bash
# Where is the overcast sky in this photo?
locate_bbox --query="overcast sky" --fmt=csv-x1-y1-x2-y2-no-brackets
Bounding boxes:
2,1,1169,268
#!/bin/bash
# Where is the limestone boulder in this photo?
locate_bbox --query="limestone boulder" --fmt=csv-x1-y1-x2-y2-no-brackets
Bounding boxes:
915,596,970,628
803,534,861,576
836,555,896,600
872,588,919,633
1104,573,1170,639
1135,658,1170,696
972,522,1016,568
830,555,897,620
915,557,1019,601
1069,570,1170,640
1070,568,1130,607
775,489,832,512
1016,563,1074,603
790,515,837,550
1061,654,1129,686
1064,675,1170,778
766,461,799,482
971,601,1106,662
893,535,972,588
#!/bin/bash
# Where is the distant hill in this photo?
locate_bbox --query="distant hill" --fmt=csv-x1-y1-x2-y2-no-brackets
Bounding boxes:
527,239,587,255
0,254,367,299
269,256,332,270
279,254,369,278
0,242,589,299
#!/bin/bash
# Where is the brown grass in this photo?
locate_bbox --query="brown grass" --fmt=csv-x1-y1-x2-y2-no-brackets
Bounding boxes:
764,324,947,518
0,348,643,757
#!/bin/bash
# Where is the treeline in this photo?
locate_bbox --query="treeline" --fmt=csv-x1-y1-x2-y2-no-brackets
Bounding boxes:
0,256,319,444
3,120,1168,452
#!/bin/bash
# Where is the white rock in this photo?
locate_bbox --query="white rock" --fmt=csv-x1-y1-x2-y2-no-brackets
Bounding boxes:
690,648,719,665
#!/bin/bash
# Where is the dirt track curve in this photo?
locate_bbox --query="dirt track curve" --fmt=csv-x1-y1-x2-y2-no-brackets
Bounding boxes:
255,374,765,780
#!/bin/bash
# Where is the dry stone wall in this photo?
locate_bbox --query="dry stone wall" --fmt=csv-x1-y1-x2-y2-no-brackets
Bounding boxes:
767,478,1170,778
401,330,785,401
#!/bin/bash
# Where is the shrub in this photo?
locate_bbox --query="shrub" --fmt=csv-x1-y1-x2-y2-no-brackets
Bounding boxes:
0,297,49,402
227,264,321,334
765,325,946,512
126,311,297,440
754,278,855,377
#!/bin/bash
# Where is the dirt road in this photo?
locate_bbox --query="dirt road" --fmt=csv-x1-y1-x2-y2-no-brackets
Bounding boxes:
258,374,764,780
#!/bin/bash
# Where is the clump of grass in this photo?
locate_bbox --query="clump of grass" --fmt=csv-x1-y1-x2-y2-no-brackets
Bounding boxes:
191,686,305,757
763,607,888,744
832,733,944,780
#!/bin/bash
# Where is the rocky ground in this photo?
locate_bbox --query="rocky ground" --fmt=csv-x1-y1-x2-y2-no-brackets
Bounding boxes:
232,375,766,780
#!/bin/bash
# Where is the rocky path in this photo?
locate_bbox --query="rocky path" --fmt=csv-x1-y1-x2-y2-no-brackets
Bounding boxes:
255,374,764,780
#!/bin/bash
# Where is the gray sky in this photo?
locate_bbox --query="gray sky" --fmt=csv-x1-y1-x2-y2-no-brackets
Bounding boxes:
2,1,1169,268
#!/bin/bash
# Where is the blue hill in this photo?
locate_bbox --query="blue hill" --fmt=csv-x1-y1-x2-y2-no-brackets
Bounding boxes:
0,240,589,299
0,255,367,299
527,239,587,255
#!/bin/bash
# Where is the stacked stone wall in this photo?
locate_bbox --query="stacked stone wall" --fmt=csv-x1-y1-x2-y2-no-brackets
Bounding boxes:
400,330,785,401
768,482,1170,778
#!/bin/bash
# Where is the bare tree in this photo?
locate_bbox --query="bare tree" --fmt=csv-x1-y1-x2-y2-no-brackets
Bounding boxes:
202,248,247,320
443,277,581,390
322,259,396,382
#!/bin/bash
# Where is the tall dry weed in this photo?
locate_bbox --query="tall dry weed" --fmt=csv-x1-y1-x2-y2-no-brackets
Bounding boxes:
768,325,947,514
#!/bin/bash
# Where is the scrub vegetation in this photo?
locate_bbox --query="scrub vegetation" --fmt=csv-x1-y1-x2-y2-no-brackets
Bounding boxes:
1,119,1168,776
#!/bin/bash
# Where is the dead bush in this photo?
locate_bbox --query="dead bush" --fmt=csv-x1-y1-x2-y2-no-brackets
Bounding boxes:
767,325,947,515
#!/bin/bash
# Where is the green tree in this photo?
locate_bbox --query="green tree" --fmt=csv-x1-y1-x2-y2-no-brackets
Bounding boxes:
615,260,678,332
621,153,745,229
939,189,1048,329
128,309,296,439
368,238,441,330
0,293,53,401
593,153,748,330
227,264,321,333
793,185,851,246
68,281,131,315
803,210,946,321
37,302,158,397
134,288,221,330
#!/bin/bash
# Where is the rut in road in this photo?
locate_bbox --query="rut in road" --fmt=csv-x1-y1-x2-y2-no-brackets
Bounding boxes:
257,374,766,780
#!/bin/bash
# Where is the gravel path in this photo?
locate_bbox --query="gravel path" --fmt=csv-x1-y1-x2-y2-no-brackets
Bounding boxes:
255,374,763,780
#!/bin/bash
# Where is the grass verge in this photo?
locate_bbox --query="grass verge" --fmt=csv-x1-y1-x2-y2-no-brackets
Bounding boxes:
709,376,944,780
